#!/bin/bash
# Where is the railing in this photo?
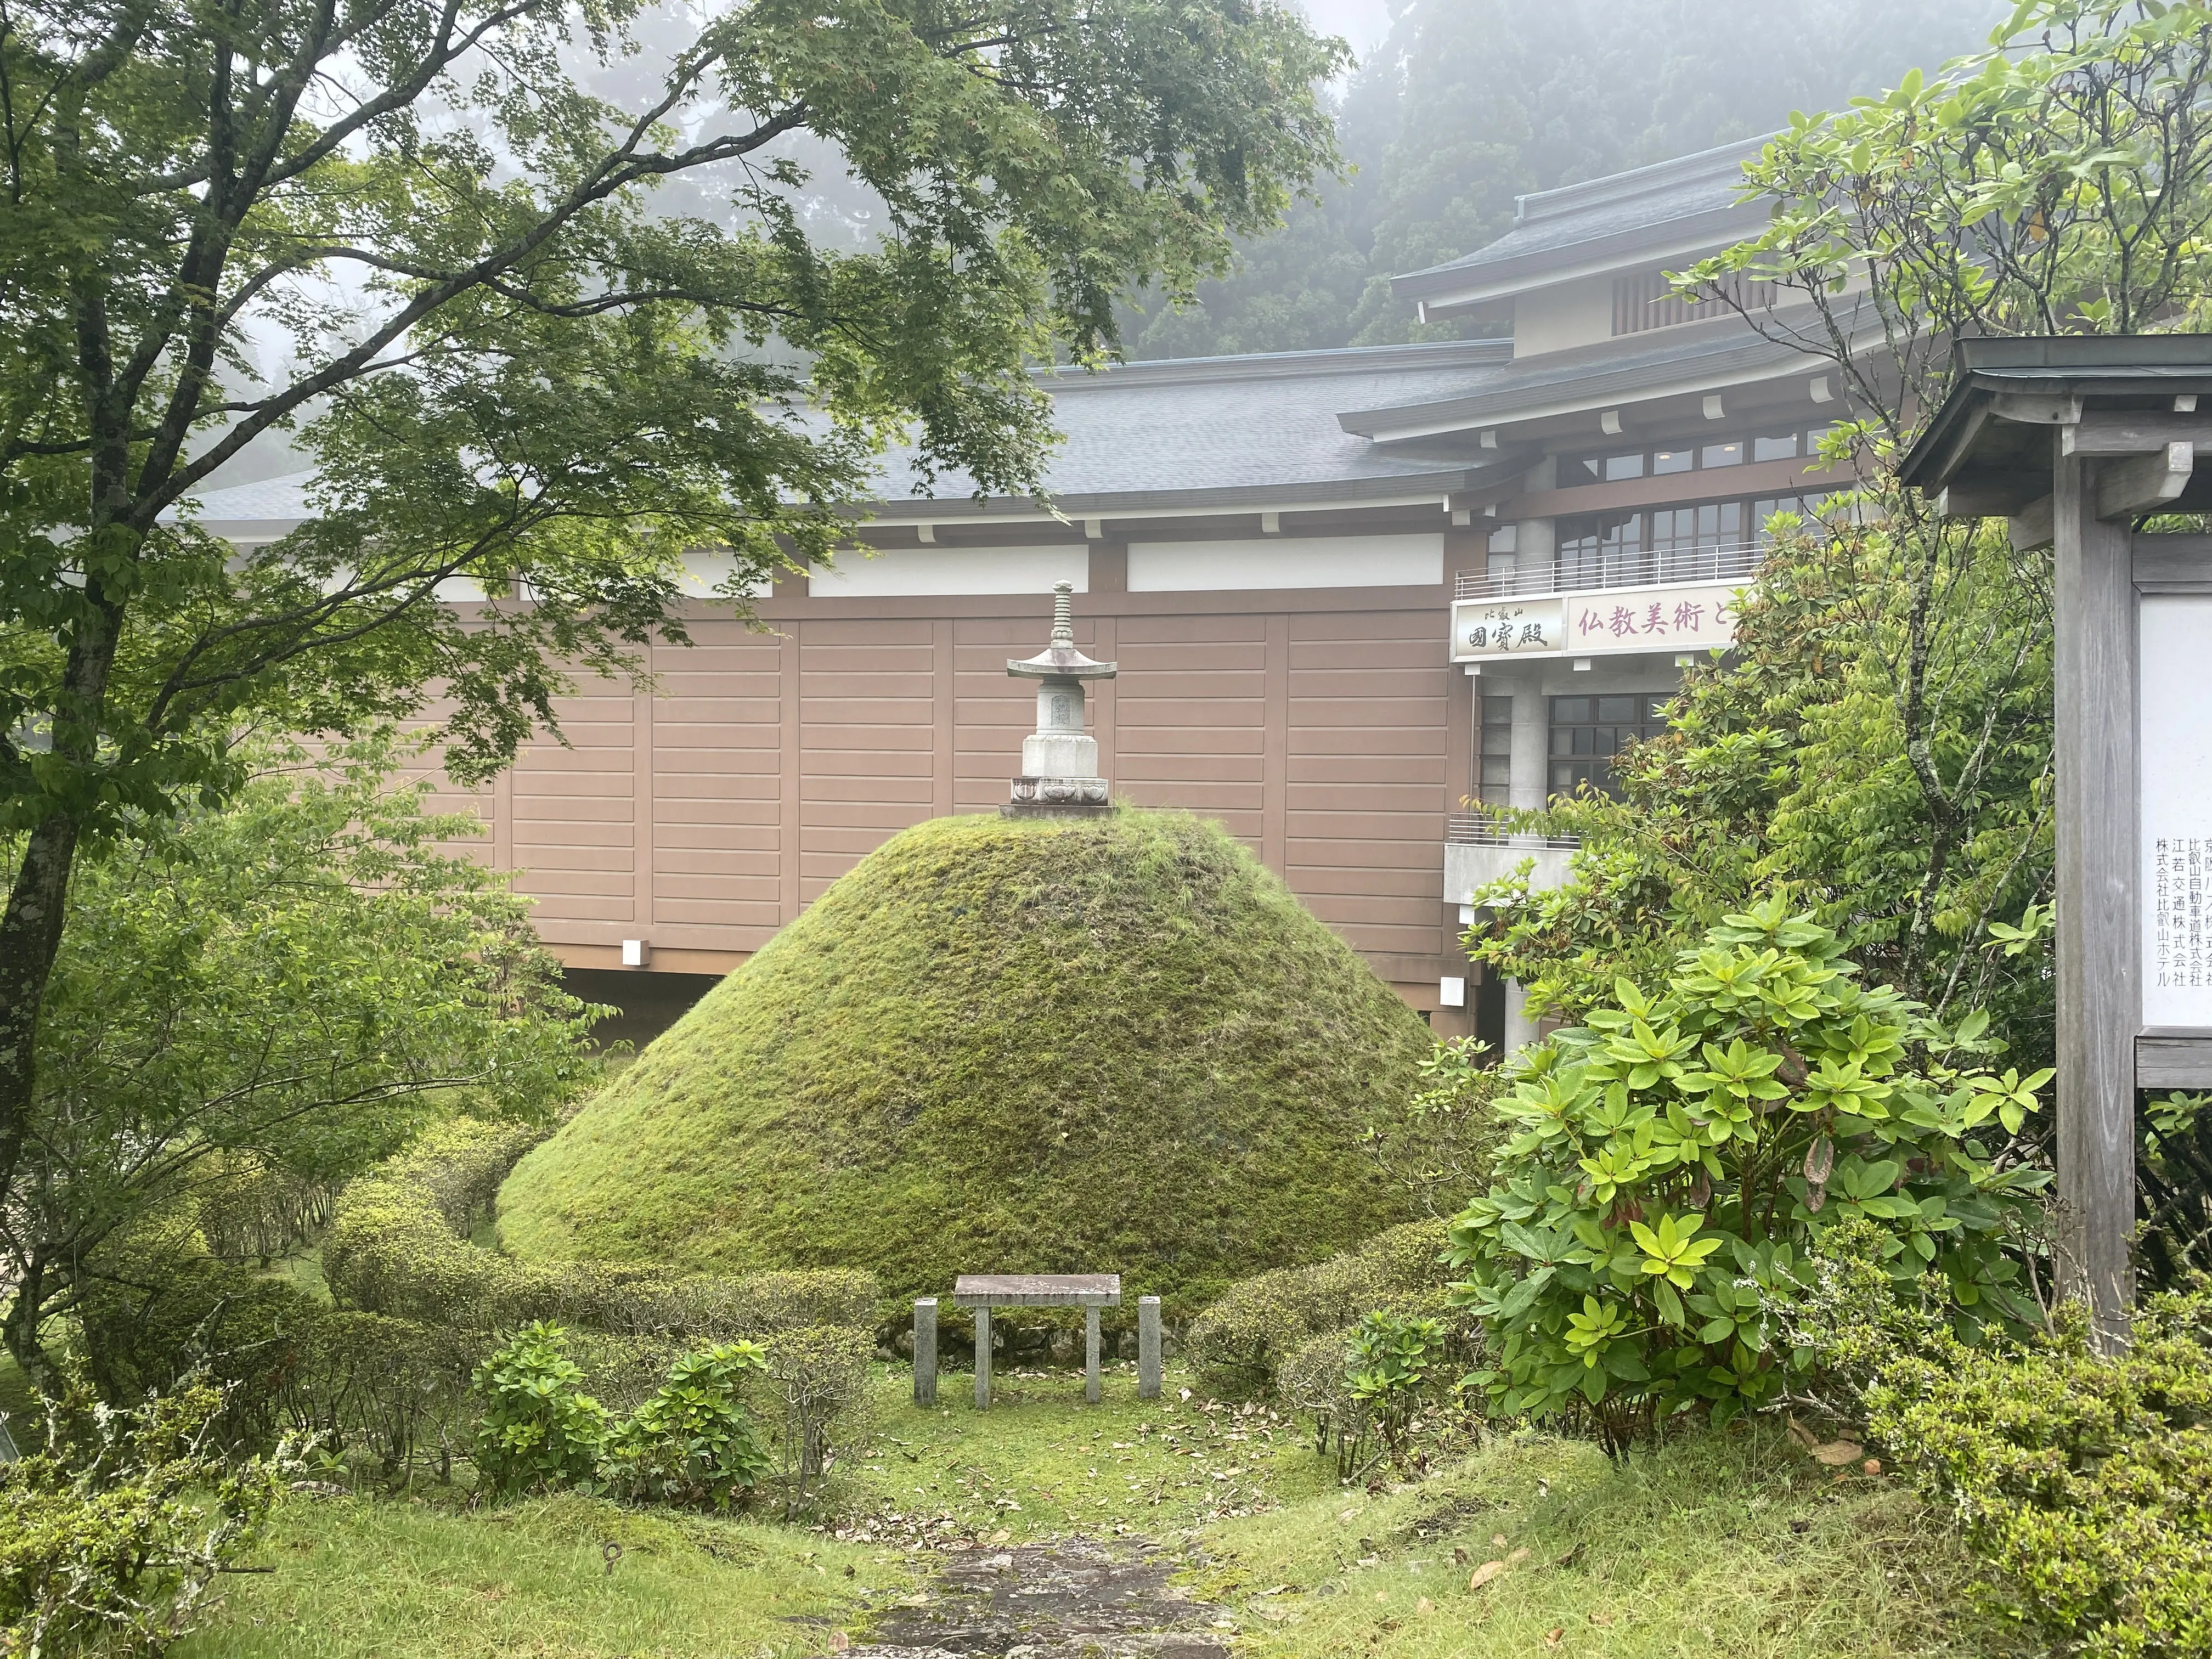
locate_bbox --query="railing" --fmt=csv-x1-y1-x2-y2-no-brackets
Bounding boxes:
1455,542,1766,602
1445,813,1582,850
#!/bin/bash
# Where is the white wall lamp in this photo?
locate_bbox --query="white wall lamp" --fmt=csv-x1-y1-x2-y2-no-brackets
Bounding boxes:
621,939,652,968
1439,976,1468,1008
1702,395,1726,421
1600,409,1623,436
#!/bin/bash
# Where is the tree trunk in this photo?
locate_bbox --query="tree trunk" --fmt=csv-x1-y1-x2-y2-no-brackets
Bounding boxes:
0,815,79,1226
1,1243,58,1399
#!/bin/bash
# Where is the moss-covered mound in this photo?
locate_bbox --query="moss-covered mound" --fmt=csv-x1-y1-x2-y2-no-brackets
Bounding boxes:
497,810,1433,1314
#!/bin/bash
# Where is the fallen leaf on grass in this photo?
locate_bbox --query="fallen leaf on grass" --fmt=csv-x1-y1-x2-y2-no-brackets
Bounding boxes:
1812,1439,1864,1467
1416,1597,1435,1615
1544,1628,1565,1647
1468,1561,1506,1590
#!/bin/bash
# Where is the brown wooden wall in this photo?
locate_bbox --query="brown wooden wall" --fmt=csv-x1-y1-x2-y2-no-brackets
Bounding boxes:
424,537,1481,1023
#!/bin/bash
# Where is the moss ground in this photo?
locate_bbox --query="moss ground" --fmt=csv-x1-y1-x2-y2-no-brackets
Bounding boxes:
178,1366,2023,1659
497,810,1436,1317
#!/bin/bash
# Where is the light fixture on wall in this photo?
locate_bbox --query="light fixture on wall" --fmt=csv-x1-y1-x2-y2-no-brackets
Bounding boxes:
1439,976,1467,1008
621,939,652,968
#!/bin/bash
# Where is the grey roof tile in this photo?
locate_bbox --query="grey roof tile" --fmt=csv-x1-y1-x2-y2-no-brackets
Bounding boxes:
1393,137,1773,303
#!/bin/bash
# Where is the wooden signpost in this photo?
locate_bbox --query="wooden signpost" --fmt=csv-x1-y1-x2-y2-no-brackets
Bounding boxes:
1900,336,2212,1350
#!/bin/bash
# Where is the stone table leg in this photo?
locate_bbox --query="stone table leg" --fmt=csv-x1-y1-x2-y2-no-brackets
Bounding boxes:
913,1298,938,1407
1137,1296,1161,1400
1085,1306,1102,1404
973,1305,991,1409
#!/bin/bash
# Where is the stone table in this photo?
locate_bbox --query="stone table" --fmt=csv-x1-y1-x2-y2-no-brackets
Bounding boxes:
913,1274,1159,1408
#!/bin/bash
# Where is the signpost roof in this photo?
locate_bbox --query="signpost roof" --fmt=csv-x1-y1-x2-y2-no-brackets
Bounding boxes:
1901,335,2212,515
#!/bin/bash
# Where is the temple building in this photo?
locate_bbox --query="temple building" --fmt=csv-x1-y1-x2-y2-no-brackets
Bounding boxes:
193,137,1859,1052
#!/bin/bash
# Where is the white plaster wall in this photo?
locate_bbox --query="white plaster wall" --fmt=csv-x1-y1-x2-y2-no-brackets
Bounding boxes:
1127,533,1443,592
809,543,1089,596
1511,275,1615,358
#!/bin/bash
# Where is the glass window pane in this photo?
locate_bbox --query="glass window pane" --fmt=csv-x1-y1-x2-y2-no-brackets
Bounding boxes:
1652,448,1691,475
1603,453,1646,481
1598,696,1638,723
1481,695,1514,726
1753,432,1798,462
1701,441,1743,467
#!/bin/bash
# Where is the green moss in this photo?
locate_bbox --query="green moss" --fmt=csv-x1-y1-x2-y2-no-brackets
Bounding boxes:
498,810,1432,1316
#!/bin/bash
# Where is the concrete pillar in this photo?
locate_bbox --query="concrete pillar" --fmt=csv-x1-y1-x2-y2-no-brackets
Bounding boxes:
1508,671,1549,810
973,1305,991,1409
1137,1296,1161,1400
912,1298,938,1406
1503,982,1539,1057
1084,1306,1102,1404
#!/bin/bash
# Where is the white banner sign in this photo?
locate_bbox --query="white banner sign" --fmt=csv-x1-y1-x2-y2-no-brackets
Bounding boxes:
1451,580,1743,663
2142,595,2212,1028
1561,582,1741,656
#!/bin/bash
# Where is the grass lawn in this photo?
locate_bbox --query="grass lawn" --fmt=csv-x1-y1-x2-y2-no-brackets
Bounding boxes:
174,1493,916,1659
1193,1424,2031,1659
171,1364,2029,1659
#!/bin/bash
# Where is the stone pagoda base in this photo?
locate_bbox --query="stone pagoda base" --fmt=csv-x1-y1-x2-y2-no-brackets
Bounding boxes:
1002,776,1113,819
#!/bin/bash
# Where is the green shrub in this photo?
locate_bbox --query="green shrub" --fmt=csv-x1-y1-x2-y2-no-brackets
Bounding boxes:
1,1380,288,1657
1787,1226,2212,1659
1182,1218,1457,1400
471,1323,613,1495
1345,1311,1448,1475
497,810,1435,1319
602,1342,775,1510
1445,898,2053,1449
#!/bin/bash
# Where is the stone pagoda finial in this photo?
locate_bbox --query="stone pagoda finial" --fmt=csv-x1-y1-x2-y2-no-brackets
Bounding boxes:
1003,580,1116,818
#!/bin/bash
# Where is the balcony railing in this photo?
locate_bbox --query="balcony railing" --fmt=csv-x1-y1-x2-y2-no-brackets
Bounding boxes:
1455,541,1767,602
1445,813,1582,850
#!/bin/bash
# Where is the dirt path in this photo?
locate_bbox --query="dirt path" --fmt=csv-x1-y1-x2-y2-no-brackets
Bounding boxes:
850,1536,1232,1659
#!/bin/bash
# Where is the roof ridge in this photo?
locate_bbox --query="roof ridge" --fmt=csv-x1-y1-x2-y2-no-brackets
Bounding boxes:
1513,134,1773,227
1035,337,1511,390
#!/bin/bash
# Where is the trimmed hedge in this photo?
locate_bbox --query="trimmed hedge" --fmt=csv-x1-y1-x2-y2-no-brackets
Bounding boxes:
324,1118,876,1338
496,810,1434,1319
1182,1218,1465,1400
1794,1223,2212,1659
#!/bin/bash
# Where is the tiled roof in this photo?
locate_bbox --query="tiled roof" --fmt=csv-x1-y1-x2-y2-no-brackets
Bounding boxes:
1392,137,1774,307
1337,306,1852,441
179,343,1527,531
865,340,1514,511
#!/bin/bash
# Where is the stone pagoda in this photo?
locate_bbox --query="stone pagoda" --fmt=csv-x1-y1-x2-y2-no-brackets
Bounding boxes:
1003,582,1116,817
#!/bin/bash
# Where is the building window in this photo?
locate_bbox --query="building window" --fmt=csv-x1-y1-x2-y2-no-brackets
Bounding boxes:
1611,268,1776,335
1479,695,1514,805
1561,425,1841,487
1549,693,1671,798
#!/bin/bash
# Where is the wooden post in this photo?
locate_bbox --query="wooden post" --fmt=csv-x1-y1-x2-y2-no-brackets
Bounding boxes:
912,1298,938,1407
1137,1296,1162,1400
2054,447,2140,1350
1084,1306,1102,1404
973,1305,992,1409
